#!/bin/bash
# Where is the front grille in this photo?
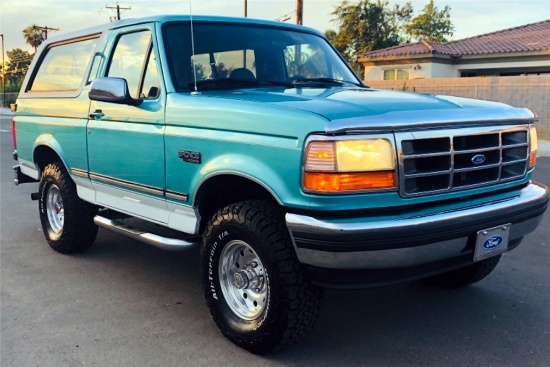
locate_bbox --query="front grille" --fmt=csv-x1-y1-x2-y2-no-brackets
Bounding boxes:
396,126,530,197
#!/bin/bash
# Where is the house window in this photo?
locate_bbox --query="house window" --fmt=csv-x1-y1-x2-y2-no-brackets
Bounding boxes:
383,68,409,80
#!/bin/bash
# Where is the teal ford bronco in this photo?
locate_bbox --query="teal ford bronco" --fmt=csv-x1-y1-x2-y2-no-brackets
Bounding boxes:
12,15,549,353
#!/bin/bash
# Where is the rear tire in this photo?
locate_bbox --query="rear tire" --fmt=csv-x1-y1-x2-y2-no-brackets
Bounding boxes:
39,162,98,254
200,200,323,354
422,255,501,288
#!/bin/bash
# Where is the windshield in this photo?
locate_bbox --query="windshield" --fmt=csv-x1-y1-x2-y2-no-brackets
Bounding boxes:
162,22,362,91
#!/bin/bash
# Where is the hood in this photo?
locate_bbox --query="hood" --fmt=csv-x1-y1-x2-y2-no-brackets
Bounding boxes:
205,87,534,133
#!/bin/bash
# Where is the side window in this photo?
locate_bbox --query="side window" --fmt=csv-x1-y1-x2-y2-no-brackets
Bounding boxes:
29,38,97,92
107,30,160,99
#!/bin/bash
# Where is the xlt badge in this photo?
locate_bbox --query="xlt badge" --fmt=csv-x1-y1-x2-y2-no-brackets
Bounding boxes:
178,150,201,164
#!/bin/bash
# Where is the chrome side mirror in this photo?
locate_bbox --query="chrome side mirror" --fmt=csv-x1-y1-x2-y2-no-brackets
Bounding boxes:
89,77,142,106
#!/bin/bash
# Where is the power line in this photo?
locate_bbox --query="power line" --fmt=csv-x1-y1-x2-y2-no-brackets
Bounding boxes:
275,10,295,23
275,0,303,24
106,3,132,21
38,26,60,40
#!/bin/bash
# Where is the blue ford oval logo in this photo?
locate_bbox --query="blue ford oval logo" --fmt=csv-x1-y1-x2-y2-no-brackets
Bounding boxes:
483,236,503,250
471,154,486,165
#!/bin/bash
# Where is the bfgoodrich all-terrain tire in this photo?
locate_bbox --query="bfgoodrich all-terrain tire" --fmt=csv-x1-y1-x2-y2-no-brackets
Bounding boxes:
422,255,502,289
39,162,98,254
200,200,323,354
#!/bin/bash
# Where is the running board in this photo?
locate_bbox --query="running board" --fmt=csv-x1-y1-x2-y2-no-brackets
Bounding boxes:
94,216,199,251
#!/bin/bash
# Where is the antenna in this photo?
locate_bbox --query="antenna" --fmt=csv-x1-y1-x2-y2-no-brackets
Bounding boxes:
189,0,200,95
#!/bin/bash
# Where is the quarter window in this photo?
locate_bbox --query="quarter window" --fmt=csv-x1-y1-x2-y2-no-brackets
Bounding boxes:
142,48,160,98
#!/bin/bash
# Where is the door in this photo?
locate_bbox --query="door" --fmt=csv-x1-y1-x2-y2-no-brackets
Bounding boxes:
87,26,167,222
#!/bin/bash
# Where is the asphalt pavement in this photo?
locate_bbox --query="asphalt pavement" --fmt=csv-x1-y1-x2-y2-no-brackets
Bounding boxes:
1,107,549,367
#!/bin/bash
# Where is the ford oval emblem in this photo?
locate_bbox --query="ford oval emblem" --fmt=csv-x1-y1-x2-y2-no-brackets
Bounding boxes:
471,154,486,165
483,236,503,250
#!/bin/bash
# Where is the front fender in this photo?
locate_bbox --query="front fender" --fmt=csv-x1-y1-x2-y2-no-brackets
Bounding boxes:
192,153,298,206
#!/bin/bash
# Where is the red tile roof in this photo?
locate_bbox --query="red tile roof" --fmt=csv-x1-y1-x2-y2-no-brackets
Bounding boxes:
359,19,550,59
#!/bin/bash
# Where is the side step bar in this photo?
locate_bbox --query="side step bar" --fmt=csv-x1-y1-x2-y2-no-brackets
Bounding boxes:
94,216,199,251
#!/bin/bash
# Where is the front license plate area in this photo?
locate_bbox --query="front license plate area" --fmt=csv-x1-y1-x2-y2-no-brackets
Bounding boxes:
474,224,511,262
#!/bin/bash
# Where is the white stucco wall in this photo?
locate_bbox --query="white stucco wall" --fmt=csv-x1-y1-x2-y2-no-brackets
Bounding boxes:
363,59,550,80
363,65,382,80
457,59,550,73
364,75,550,139
364,63,429,80
365,62,461,80
430,63,459,78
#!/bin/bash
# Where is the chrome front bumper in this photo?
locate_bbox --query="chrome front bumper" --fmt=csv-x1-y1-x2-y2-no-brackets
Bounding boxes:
286,182,548,271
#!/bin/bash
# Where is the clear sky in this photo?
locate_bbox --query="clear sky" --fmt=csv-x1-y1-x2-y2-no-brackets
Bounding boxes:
1,0,549,55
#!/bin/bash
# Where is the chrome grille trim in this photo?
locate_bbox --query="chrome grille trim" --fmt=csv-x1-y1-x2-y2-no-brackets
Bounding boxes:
396,125,530,197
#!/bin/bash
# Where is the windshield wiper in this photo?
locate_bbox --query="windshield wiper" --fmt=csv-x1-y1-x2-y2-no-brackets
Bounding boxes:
188,78,362,91
291,77,363,87
189,78,295,90
256,80,294,88
191,78,257,88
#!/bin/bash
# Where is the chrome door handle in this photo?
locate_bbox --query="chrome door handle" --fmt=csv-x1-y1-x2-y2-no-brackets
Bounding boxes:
89,110,105,119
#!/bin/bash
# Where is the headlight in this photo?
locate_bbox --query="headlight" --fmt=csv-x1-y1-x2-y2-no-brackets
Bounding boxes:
529,125,537,168
303,138,396,193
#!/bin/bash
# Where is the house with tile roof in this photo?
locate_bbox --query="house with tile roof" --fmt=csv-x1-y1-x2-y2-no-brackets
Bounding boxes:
358,19,550,81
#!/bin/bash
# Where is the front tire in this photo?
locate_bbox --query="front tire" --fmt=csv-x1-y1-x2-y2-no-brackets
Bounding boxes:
200,200,323,354
39,162,98,254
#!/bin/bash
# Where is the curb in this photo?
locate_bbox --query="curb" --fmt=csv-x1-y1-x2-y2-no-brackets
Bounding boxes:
539,140,550,158
0,107,14,116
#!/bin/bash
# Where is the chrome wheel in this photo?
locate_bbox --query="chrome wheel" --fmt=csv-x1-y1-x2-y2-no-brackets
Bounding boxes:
219,240,268,320
46,184,64,237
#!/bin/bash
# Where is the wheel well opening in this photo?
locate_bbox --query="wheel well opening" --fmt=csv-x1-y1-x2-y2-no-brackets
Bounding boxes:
34,145,62,172
195,175,278,232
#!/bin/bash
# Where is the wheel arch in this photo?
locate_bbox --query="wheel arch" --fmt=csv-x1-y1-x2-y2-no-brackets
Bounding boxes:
32,134,68,173
34,144,65,172
194,173,282,232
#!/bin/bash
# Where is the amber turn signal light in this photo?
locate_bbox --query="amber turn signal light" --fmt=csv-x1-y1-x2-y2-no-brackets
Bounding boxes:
529,126,537,168
303,172,396,192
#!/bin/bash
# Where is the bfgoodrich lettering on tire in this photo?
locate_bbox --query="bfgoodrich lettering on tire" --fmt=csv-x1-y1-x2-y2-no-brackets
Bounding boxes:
200,200,323,354
39,162,98,254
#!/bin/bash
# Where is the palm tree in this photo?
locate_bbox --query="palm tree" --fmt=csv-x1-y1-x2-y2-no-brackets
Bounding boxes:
23,25,44,52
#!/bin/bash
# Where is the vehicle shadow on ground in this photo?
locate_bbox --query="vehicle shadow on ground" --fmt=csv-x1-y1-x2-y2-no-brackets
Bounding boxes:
71,230,542,367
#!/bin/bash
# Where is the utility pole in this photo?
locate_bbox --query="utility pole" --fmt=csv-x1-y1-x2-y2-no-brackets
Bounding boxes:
39,26,59,40
244,0,247,17
296,0,303,25
106,3,132,21
1,34,5,108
